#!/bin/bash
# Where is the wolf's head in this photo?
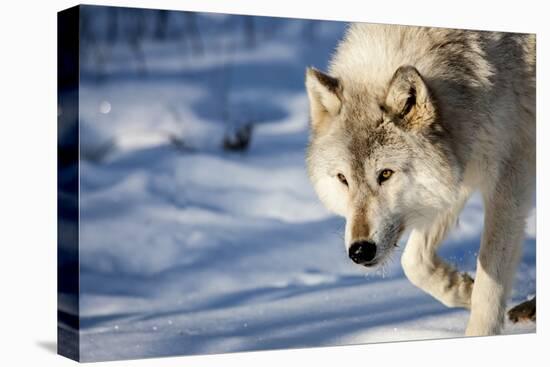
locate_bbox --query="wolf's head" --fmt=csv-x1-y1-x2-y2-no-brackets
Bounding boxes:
305,65,461,269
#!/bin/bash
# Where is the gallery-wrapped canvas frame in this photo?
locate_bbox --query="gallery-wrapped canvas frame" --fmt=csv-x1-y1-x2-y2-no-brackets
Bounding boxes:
58,4,536,362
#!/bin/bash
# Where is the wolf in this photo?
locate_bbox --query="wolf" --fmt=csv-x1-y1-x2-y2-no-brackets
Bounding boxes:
305,23,535,336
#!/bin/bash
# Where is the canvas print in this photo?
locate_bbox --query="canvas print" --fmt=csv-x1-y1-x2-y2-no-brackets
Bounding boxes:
57,4,536,362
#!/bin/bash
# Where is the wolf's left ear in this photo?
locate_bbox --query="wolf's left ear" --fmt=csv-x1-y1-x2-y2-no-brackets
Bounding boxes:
384,65,436,130
305,67,342,134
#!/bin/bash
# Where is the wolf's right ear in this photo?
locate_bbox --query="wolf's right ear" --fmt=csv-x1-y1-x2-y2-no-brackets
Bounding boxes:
305,67,342,134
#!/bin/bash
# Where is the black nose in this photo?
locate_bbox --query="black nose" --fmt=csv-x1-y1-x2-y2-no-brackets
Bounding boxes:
348,241,377,265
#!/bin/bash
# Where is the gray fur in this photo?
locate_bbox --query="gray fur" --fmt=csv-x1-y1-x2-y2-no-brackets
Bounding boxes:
305,23,535,336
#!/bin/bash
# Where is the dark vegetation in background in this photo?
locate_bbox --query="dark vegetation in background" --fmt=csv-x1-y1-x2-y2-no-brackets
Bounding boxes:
79,6,325,156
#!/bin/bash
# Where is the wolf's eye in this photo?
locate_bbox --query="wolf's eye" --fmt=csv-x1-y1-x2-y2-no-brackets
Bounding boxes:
378,169,394,185
337,173,348,187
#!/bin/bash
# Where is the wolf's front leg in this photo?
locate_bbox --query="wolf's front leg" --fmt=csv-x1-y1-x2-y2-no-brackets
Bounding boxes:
401,209,473,309
466,182,529,336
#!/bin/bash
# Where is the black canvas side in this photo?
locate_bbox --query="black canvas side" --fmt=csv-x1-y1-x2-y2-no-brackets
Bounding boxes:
57,5,80,362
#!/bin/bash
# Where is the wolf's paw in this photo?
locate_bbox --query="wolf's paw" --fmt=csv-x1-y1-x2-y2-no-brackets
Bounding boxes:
508,297,536,323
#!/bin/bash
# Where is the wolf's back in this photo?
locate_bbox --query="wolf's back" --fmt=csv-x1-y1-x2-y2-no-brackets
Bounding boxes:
328,23,534,99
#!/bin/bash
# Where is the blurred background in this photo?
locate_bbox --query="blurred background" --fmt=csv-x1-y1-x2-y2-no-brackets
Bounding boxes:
77,6,345,159
59,5,535,362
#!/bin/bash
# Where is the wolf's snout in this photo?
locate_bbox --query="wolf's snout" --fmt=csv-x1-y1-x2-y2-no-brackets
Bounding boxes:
348,241,377,265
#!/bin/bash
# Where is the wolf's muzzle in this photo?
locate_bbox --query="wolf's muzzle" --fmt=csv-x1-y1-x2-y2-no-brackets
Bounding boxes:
348,240,377,266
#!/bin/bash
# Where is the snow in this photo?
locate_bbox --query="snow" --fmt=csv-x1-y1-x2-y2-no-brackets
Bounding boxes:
72,8,536,362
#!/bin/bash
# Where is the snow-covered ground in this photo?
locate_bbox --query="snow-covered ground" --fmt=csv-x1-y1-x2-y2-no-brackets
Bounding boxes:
74,9,536,362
